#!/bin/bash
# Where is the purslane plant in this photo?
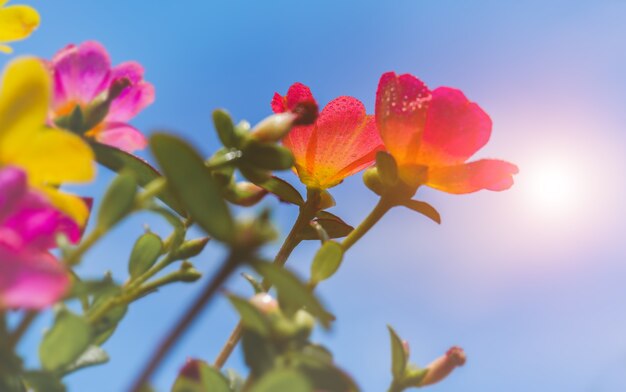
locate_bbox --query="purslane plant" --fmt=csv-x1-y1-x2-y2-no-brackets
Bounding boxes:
0,9,518,392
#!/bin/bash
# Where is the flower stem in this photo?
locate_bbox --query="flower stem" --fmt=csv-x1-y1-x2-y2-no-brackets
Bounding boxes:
7,311,38,350
213,189,320,369
341,197,394,251
129,252,242,392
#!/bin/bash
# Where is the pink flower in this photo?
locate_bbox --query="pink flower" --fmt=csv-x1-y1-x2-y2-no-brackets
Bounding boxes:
273,83,384,189
49,41,155,152
0,166,79,309
376,72,518,193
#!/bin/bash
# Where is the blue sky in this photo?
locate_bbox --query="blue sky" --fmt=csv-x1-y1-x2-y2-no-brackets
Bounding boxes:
8,0,626,391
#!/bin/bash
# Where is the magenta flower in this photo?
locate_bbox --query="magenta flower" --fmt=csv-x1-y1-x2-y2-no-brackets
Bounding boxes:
0,166,80,309
49,41,155,152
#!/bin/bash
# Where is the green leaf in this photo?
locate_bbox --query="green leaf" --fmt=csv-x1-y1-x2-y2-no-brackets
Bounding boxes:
66,279,118,300
39,310,92,371
310,241,344,284
92,142,185,216
239,162,272,184
242,272,264,294
22,371,66,392
318,190,336,210
250,369,312,392
151,133,235,243
213,109,239,148
242,140,294,170
227,295,271,336
89,286,128,345
257,176,304,206
300,212,354,240
290,350,360,392
128,233,163,279
241,330,277,377
97,172,137,230
376,151,398,186
172,359,230,392
61,345,109,375
401,200,441,224
148,206,186,252
253,262,333,328
387,325,408,380
171,237,210,261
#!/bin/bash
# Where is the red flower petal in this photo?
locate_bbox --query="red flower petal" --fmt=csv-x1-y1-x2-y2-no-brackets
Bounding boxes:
284,96,383,188
418,87,492,166
375,72,432,166
427,159,519,194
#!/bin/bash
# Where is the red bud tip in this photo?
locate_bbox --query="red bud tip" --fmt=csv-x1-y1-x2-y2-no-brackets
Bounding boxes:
292,100,318,125
179,358,203,381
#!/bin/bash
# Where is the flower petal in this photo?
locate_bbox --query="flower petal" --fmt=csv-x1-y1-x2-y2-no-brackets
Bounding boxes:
427,159,519,194
285,96,383,188
52,41,111,108
375,72,432,166
0,166,27,221
418,87,492,166
39,188,90,226
272,82,315,114
106,63,155,122
0,245,69,309
9,126,95,185
0,57,49,156
95,122,148,152
0,4,40,42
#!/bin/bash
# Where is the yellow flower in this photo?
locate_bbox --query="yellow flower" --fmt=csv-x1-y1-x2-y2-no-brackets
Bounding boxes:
0,57,95,223
0,1,40,54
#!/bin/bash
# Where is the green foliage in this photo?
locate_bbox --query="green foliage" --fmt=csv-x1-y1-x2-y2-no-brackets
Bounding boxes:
172,360,230,392
39,310,92,372
128,233,164,279
151,133,235,243
22,371,66,392
257,176,304,206
92,142,185,216
213,109,239,149
249,369,312,392
253,262,333,328
310,241,344,284
388,325,408,380
228,295,271,336
299,211,354,240
241,139,295,171
97,171,137,230
400,199,441,224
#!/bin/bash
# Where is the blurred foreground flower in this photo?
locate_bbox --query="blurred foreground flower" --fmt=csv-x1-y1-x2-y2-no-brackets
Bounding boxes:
49,41,155,152
0,0,39,54
0,57,94,223
273,82,384,189
0,166,78,309
375,72,518,193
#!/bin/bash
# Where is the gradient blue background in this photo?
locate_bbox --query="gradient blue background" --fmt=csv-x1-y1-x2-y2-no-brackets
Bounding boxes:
7,1,626,391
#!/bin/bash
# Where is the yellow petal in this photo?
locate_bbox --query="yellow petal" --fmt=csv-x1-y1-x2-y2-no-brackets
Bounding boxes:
0,57,49,157
0,5,40,42
9,126,95,184
39,187,90,226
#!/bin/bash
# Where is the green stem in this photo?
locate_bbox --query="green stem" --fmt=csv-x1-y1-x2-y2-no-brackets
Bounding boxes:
213,188,321,369
63,227,105,267
7,311,38,350
129,252,242,392
341,197,393,251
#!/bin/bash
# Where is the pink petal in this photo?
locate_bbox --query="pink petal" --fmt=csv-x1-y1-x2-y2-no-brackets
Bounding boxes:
0,166,27,222
418,87,492,166
285,96,383,188
96,122,148,152
426,159,519,194
106,62,155,122
375,72,432,166
272,82,315,114
0,246,69,309
52,41,112,109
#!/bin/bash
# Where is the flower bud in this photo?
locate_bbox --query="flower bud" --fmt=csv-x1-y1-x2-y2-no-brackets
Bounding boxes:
179,358,204,381
249,293,279,314
363,167,384,195
250,113,298,143
227,182,268,207
419,346,466,387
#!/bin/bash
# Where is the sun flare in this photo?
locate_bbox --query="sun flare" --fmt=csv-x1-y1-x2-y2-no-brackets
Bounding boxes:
523,159,583,216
